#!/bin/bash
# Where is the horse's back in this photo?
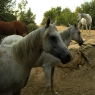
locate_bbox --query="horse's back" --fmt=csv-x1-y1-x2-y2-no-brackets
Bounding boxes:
0,20,28,36
0,20,16,35
1,35,23,45
14,21,29,36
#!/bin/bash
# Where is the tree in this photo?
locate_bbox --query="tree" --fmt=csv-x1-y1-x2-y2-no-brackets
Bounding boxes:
17,0,36,24
0,0,16,13
41,7,62,25
41,7,76,26
17,0,38,32
41,8,56,25
89,0,95,29
58,8,77,26
0,0,16,21
17,0,28,21
18,0,28,11
21,8,36,25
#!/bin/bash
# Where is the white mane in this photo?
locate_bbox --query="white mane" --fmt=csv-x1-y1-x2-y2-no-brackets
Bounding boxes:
12,28,43,62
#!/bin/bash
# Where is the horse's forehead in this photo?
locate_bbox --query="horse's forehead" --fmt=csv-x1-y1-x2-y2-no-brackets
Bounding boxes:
71,26,79,33
70,26,76,32
48,25,57,33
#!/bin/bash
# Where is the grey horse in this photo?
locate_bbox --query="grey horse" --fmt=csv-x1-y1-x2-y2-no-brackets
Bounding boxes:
1,23,83,95
77,13,92,36
0,17,71,95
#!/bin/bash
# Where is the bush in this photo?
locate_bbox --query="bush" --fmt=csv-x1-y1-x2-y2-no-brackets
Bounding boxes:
27,23,38,32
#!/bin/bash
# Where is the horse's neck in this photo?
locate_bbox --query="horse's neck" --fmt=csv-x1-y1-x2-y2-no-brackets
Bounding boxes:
60,28,72,47
12,27,44,63
27,28,43,49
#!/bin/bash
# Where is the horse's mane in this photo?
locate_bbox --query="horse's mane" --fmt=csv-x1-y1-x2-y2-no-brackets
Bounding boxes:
60,26,71,41
12,26,45,62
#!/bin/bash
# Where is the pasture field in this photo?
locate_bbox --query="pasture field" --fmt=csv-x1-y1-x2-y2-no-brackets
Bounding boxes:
21,26,95,95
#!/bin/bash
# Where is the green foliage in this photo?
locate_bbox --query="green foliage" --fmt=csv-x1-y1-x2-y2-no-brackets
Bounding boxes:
27,23,38,32
0,0,16,13
41,6,62,25
0,13,16,21
18,8,36,25
0,0,16,21
89,0,95,29
41,7,77,26
17,0,38,31
60,8,77,26
18,0,28,11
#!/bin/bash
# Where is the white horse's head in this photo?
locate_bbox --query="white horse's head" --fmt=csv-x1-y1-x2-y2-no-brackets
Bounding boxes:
70,23,84,46
42,17,71,63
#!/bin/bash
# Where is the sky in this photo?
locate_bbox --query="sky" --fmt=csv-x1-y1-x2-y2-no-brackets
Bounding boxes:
16,0,92,25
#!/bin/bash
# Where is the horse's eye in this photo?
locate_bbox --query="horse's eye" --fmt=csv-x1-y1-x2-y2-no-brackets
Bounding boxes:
79,32,81,35
50,35,56,40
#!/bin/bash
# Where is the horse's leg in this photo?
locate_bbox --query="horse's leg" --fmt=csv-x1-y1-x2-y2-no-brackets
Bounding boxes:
85,24,89,36
51,67,58,95
42,66,58,95
13,90,21,95
81,25,85,36
88,24,91,36
78,23,80,29
42,66,52,95
81,25,84,33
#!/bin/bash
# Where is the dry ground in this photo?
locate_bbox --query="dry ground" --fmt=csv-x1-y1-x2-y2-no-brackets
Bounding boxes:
21,26,95,95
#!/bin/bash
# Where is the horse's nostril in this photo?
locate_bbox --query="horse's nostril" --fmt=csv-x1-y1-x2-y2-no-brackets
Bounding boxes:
79,40,84,46
66,54,71,60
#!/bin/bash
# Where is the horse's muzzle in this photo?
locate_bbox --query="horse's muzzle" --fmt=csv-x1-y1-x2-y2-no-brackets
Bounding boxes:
60,52,72,64
51,48,72,64
79,39,84,46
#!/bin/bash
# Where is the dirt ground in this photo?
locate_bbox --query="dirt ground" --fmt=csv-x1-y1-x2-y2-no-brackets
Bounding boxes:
21,27,95,95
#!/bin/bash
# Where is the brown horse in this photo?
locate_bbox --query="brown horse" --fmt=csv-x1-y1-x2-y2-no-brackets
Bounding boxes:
13,20,29,36
0,20,28,37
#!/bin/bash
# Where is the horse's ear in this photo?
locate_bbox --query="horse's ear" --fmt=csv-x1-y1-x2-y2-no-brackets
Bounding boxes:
68,23,71,27
45,16,50,28
74,23,77,28
53,20,57,26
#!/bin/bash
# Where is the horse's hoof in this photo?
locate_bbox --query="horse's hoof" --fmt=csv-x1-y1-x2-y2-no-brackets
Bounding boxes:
54,92,58,95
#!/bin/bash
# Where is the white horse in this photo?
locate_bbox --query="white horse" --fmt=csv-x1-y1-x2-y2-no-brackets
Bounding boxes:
0,17,72,95
1,23,83,95
77,13,92,36
1,35,23,45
